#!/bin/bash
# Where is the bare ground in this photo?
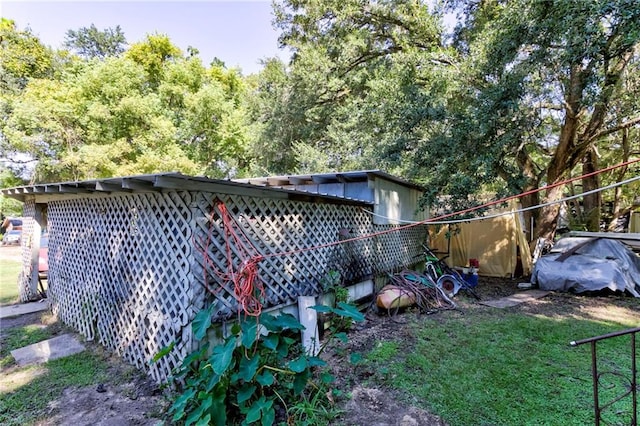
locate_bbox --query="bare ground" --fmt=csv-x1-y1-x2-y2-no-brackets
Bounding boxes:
1,275,638,426
323,276,639,426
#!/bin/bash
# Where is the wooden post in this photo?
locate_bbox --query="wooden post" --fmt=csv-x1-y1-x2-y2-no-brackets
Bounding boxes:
26,204,44,301
297,296,319,356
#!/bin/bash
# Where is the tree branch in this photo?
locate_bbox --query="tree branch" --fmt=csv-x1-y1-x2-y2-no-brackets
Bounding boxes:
587,115,640,143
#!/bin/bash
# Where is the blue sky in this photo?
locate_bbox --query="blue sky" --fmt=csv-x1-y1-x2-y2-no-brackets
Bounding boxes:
1,1,288,75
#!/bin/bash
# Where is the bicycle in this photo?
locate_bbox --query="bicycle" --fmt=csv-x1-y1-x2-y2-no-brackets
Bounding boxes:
422,245,481,300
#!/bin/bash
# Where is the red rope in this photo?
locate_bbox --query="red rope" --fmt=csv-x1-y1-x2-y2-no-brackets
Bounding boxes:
200,158,639,316
197,199,265,317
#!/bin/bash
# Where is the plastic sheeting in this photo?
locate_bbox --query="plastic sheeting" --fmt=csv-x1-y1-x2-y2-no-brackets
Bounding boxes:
531,237,640,297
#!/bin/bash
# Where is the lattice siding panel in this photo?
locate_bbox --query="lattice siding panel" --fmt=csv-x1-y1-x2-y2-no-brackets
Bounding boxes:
193,193,428,320
18,200,37,302
47,192,197,383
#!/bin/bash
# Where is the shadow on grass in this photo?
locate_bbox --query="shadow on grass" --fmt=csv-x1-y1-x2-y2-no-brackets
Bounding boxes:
0,352,109,426
358,293,639,426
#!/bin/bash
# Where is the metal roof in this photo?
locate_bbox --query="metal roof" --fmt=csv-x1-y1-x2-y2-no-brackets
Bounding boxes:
0,172,372,205
233,170,425,191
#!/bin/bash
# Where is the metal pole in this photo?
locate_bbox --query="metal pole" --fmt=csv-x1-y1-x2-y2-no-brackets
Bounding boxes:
591,341,600,426
632,333,637,426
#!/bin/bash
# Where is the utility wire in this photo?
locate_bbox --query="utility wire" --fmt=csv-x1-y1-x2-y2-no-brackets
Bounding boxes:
362,174,640,225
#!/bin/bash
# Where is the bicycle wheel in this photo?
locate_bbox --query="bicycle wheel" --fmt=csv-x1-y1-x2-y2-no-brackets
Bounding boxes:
436,274,461,297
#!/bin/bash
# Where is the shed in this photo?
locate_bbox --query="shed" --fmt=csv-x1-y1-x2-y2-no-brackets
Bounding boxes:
2,171,427,382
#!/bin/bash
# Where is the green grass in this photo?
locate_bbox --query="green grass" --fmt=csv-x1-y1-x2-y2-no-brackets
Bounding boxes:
0,259,21,305
0,323,55,369
360,303,639,426
0,352,109,426
0,319,110,426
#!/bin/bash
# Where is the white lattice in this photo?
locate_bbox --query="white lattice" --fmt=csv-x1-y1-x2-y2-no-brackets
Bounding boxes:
21,189,426,382
192,194,427,321
46,192,197,383
18,200,37,302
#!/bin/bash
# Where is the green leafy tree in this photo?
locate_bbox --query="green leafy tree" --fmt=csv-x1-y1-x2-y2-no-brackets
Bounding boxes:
3,57,198,181
443,0,640,238
64,24,127,59
125,33,182,88
269,0,640,239
252,0,447,175
0,18,53,91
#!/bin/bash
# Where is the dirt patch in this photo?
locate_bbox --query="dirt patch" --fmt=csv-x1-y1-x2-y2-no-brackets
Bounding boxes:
323,275,638,425
4,275,637,425
1,310,168,426
39,375,167,426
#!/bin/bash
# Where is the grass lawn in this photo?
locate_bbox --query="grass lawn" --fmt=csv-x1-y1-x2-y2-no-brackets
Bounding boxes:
359,294,639,426
0,259,21,305
0,315,111,426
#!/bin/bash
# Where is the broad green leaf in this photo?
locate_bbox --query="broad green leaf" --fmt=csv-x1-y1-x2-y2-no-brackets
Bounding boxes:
210,338,236,375
241,318,259,348
185,395,213,426
181,344,209,369
211,386,227,426
238,353,260,381
261,406,275,426
170,388,196,421
350,352,363,364
195,414,211,426
245,399,262,423
272,313,305,331
256,370,275,386
276,337,295,358
261,333,279,350
237,384,257,404
310,304,332,313
335,332,348,343
231,322,242,335
320,371,335,384
288,356,308,373
258,313,280,332
151,341,175,363
308,356,327,367
204,371,222,392
292,370,310,395
192,306,214,341
335,302,365,322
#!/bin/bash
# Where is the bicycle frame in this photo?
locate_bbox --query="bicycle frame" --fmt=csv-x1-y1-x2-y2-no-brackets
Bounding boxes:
422,245,480,300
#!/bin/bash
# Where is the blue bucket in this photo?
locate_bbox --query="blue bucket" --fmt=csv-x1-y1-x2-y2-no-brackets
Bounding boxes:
463,273,479,288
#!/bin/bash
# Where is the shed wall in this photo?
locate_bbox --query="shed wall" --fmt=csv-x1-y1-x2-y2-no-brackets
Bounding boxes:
45,192,199,382
192,192,427,321
23,190,427,382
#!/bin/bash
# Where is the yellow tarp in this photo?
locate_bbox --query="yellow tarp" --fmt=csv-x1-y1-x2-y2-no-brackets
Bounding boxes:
429,208,532,278
630,211,640,233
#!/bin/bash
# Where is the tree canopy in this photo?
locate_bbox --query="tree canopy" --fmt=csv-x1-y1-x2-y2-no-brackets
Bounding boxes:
1,3,639,237
64,24,127,59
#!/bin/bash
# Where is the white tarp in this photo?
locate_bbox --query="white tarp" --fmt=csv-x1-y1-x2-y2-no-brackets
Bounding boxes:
531,237,640,297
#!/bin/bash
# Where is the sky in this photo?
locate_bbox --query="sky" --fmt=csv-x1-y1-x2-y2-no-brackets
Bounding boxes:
0,0,289,75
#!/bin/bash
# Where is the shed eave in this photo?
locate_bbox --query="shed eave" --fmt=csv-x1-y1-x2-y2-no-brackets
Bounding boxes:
1,172,373,206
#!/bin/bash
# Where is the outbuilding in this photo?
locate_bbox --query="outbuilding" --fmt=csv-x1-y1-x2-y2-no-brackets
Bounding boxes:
2,170,427,382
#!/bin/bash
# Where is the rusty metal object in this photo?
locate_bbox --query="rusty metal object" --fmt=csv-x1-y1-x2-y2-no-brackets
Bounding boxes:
571,327,640,426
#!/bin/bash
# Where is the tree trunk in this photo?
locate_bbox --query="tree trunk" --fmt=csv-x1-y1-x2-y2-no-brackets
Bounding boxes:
581,147,601,231
515,149,540,243
535,64,586,241
608,128,630,230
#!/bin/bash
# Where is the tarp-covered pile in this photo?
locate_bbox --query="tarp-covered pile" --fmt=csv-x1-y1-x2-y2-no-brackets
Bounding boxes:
531,237,640,297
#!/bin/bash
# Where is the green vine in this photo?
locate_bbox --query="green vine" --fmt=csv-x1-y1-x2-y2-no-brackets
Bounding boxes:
162,302,364,425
